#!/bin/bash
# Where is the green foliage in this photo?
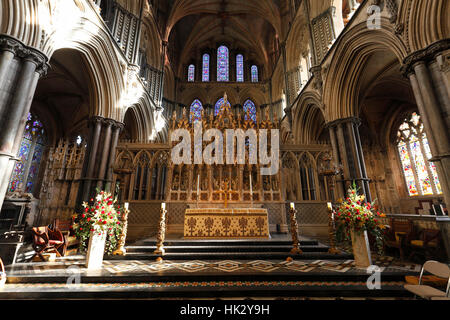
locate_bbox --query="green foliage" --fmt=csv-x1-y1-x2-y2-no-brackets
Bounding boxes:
73,190,123,255
334,183,387,254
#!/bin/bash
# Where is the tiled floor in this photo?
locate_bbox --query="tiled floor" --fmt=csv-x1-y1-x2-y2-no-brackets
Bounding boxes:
5,255,421,277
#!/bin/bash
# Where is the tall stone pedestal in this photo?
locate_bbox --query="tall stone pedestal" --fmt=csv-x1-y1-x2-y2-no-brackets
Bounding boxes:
85,231,106,270
351,230,372,268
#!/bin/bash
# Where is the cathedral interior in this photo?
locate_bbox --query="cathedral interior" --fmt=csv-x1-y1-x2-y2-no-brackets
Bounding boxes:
0,0,449,302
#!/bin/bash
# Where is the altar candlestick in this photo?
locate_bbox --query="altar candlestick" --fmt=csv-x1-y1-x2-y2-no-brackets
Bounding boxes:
290,202,295,210
124,202,129,210
161,202,166,210
250,173,253,196
197,175,200,193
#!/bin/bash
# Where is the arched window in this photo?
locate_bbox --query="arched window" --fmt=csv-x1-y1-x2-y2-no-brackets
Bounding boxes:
9,113,46,194
397,112,442,196
236,54,244,82
188,64,195,82
190,99,203,122
243,99,257,122
217,46,229,82
202,54,210,82
251,65,258,82
214,97,231,116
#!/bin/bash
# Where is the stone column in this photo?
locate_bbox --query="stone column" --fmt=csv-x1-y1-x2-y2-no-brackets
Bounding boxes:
77,117,124,206
402,39,450,208
0,35,48,210
327,118,372,201
104,122,123,192
96,120,113,190
328,125,345,197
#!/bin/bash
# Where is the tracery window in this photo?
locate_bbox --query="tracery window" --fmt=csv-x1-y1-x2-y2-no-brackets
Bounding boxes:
217,46,229,82
236,54,244,82
202,54,210,82
8,113,46,194
243,99,257,122
190,99,203,122
214,97,231,116
188,64,195,82
397,112,442,196
251,65,258,82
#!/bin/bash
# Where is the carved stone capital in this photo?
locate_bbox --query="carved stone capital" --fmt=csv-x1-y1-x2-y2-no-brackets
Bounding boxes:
401,39,450,76
0,35,49,76
325,117,361,129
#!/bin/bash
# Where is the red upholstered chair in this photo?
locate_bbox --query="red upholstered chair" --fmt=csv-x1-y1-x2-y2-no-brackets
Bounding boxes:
30,226,64,261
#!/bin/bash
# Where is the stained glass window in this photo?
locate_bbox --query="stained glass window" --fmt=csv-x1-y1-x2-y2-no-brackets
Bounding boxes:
202,54,210,82
189,99,203,122
243,100,257,122
217,46,229,82
188,64,195,82
214,98,231,116
236,54,244,82
397,112,442,196
9,113,46,194
251,65,258,82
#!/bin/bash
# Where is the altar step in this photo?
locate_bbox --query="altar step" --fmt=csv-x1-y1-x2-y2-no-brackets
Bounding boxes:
109,238,353,261
2,259,414,299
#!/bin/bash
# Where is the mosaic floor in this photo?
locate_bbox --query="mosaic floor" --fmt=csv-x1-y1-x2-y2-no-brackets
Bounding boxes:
5,255,422,277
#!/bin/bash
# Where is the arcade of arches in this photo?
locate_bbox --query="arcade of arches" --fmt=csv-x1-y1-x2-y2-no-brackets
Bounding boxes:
0,0,449,260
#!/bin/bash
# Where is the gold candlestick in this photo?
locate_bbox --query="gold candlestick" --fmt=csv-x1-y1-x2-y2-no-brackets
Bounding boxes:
327,202,340,254
289,203,303,254
154,203,167,256
113,203,129,256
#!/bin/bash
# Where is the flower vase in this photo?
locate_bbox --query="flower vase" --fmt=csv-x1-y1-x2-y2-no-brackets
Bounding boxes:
85,231,106,270
350,230,372,268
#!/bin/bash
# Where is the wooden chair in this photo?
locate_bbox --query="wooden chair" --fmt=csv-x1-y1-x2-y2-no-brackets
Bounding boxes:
404,260,450,299
384,219,416,260
52,219,79,256
30,227,64,262
409,229,443,261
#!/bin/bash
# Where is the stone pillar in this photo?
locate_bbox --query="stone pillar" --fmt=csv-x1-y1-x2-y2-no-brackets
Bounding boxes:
280,42,293,125
402,39,450,209
96,120,113,190
104,122,123,192
326,118,372,201
328,125,345,197
77,117,123,207
0,35,48,210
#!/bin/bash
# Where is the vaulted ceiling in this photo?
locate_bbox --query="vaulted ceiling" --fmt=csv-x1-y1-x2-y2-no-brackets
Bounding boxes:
146,0,290,78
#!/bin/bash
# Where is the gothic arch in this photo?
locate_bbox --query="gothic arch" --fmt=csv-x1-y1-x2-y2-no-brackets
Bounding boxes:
398,0,450,52
323,21,409,122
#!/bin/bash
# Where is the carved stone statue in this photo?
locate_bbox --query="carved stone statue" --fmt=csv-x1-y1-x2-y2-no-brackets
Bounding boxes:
172,173,180,190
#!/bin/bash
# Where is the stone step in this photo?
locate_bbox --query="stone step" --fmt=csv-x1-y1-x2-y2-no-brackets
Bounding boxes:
109,251,354,260
0,282,412,299
136,239,319,247
125,245,330,253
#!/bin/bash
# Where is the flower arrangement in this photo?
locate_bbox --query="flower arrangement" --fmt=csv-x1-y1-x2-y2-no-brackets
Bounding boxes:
334,183,387,254
74,190,123,255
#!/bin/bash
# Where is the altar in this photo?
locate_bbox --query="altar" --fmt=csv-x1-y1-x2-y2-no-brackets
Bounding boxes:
183,208,270,239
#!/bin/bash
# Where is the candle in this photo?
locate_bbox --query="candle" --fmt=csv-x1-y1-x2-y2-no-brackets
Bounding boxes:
161,202,166,210
249,173,253,196
290,202,295,210
124,202,129,210
197,174,200,193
